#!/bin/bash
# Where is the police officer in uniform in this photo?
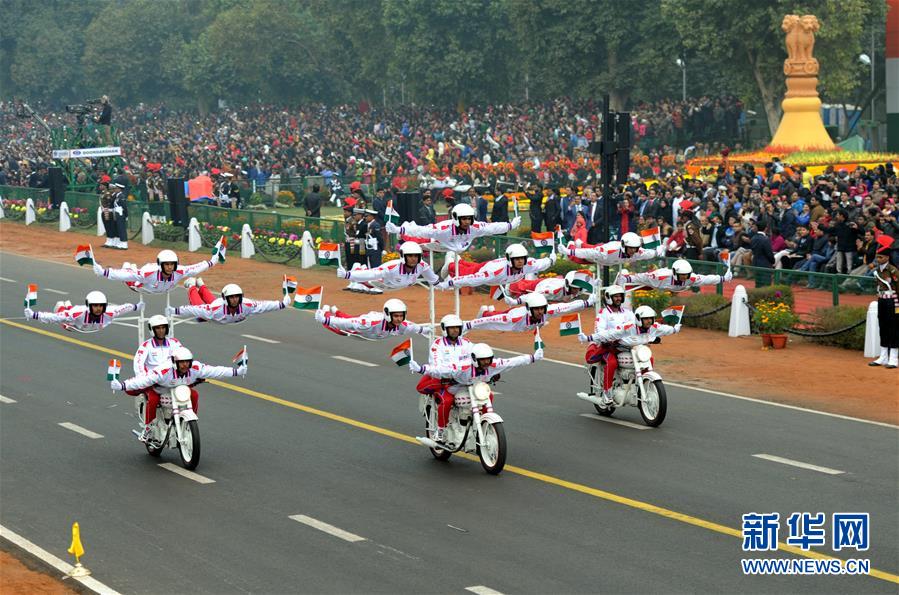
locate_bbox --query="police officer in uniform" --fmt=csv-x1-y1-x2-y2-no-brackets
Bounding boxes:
110,182,129,250
363,209,383,268
100,176,118,248
870,235,899,368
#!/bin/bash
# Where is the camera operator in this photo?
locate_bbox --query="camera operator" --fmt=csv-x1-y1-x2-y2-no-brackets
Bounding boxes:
94,95,112,143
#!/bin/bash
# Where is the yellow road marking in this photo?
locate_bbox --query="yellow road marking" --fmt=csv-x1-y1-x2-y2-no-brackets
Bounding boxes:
2,317,896,584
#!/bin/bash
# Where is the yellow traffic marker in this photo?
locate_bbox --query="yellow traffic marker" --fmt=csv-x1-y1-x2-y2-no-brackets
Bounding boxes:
66,521,91,577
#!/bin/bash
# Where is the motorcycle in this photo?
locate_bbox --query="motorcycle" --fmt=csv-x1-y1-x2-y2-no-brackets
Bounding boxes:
133,384,201,469
577,342,668,427
415,381,507,475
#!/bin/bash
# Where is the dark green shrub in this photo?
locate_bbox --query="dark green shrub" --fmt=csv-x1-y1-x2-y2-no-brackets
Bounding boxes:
806,306,866,351
672,293,730,331
747,284,793,307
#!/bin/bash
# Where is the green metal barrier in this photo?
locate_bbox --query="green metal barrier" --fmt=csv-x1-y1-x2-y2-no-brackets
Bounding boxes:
186,204,343,243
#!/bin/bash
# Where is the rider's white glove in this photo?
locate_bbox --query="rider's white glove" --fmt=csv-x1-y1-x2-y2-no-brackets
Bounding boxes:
436,279,453,291
110,379,124,392
510,216,522,229
533,348,544,361
281,293,292,306
503,295,519,306
408,359,425,374
234,364,248,377
24,306,35,320
723,269,733,282
134,301,145,312
336,266,348,280
165,305,176,317
548,250,557,264
585,294,596,307
558,242,571,256
385,222,401,234
674,323,682,333
314,308,327,323
575,238,583,248
92,261,104,276
577,332,590,344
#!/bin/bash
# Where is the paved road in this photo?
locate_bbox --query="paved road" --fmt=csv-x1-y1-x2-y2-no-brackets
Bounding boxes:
1,251,897,593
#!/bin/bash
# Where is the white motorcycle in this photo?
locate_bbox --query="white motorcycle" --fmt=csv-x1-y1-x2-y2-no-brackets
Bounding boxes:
577,343,668,427
134,384,201,469
415,382,507,475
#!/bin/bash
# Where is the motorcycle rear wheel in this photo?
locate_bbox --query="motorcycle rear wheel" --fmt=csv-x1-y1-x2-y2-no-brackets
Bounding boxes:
477,421,506,475
178,419,201,470
639,379,668,427
593,402,616,416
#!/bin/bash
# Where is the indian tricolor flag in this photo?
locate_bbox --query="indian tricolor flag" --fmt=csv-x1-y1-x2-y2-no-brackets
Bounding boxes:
385,200,401,225
211,235,227,263
531,231,554,256
282,275,297,296
719,249,731,266
293,286,323,310
232,345,248,366
390,339,413,366
568,270,594,292
318,242,340,266
74,244,94,266
24,284,37,307
107,359,122,381
640,227,661,250
559,313,581,337
661,305,685,325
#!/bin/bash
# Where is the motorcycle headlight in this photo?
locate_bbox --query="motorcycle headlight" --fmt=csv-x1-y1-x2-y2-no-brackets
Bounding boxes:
471,382,492,405
634,344,653,364
172,385,192,405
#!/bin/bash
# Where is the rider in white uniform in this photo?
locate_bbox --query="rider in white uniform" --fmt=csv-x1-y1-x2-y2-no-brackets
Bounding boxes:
386,203,521,253
560,232,663,265
94,249,220,293
616,259,732,292
337,241,441,289
315,298,429,339
168,283,289,323
24,290,142,331
134,315,184,374
436,243,555,290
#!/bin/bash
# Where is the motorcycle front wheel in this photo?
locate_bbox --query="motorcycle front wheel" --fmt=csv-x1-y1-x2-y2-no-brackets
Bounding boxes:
178,419,201,470
477,421,506,475
639,379,668,427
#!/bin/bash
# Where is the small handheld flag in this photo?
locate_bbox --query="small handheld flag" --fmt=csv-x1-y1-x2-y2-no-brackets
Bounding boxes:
559,313,581,337
282,275,297,296
390,339,413,366
531,231,555,256
293,286,323,309
719,249,731,268
318,242,340,266
68,522,85,562
24,284,38,307
640,227,661,250
533,328,544,351
212,235,227,263
660,305,685,325
74,245,94,266
232,345,248,367
513,196,520,219
385,200,401,225
106,359,121,381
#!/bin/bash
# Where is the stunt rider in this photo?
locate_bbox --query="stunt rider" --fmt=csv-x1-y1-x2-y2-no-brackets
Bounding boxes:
559,231,663,265
168,283,290,323
616,259,732,292
416,314,473,397
436,243,556,290
134,315,184,374
580,285,636,406
386,203,521,253
24,290,143,331
93,248,222,293
463,292,594,333
336,241,441,290
315,298,430,339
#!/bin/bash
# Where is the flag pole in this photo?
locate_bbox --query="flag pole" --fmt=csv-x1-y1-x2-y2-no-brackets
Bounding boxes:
429,249,436,332
453,250,460,317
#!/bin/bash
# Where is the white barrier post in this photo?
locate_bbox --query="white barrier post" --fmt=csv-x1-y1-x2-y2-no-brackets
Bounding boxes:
300,231,316,269
97,207,105,236
25,198,36,225
728,284,751,337
141,212,154,245
864,300,880,358
187,217,201,251
59,201,71,232
241,224,256,258
0,196,5,219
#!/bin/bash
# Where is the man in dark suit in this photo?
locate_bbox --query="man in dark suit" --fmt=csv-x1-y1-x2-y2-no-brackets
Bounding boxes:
543,188,562,232
416,193,436,226
750,220,775,286
529,187,544,233
305,184,323,218
491,190,510,223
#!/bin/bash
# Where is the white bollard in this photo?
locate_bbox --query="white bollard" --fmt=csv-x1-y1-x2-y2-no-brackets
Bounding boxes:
141,212,154,245
59,201,71,232
97,206,105,236
728,284,751,337
300,231,316,269
864,300,880,358
241,224,256,258
187,217,201,252
25,198,36,225
0,196,5,219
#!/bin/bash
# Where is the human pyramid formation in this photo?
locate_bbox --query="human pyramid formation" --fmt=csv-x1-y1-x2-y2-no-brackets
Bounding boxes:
22,203,733,445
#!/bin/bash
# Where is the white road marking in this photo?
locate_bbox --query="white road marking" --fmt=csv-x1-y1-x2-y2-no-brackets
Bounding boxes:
579,413,650,430
491,346,899,430
466,587,505,595
0,524,122,595
331,355,378,367
289,514,367,543
58,422,104,439
111,321,139,329
0,395,17,404
241,333,281,344
158,463,216,484
43,287,68,295
752,454,845,475
0,276,17,283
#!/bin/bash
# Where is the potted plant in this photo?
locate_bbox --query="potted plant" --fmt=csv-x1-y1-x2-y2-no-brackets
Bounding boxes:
752,300,798,349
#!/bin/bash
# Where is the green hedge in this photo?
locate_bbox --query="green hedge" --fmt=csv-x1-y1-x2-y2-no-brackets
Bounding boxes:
672,293,730,331
806,306,866,351
747,284,794,308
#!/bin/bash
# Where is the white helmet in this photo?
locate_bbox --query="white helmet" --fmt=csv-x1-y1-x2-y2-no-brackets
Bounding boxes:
85,290,107,306
440,314,463,331
672,259,693,276
634,305,656,320
603,284,626,301
221,283,243,299
621,232,642,249
147,314,169,330
383,298,407,316
156,249,178,266
171,347,194,362
522,292,548,310
451,203,475,224
505,243,529,262
399,241,422,257
471,343,495,361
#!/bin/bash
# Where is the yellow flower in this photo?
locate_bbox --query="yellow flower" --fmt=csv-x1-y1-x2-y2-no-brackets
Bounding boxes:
278,238,286,246
72,214,79,219
268,237,276,244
